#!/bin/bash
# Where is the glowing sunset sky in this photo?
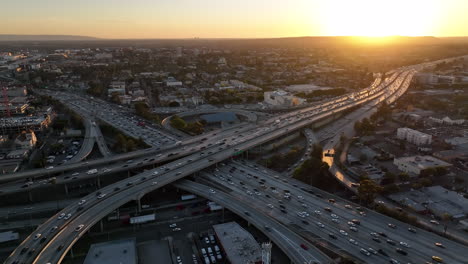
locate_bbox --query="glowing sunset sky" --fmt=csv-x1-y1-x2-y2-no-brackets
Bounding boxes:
1,0,467,39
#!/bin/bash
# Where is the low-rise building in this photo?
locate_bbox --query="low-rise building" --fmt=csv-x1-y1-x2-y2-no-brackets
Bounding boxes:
433,150,467,162
264,90,305,107
84,239,136,264
389,186,468,220
212,222,261,264
429,116,465,125
397,127,432,146
393,155,452,175
14,131,37,150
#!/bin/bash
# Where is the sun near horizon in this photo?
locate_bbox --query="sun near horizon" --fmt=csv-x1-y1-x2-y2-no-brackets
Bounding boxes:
0,0,466,39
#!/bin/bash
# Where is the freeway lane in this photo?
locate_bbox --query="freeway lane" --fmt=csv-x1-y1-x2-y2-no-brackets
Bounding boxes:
0,68,402,192
175,180,331,264
0,123,259,195
7,68,413,263
0,121,257,184
67,118,95,163
202,160,468,263
4,63,404,185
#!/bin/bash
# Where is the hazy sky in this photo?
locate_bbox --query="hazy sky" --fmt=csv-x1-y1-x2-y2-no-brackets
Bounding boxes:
1,0,467,39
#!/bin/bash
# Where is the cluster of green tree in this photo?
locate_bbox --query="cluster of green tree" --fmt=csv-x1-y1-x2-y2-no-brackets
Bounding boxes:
203,90,263,105
87,81,107,97
292,145,337,189
170,115,206,135
374,204,418,226
296,88,347,101
28,70,60,85
262,146,304,171
353,118,375,135
113,134,139,153
134,102,161,124
357,102,392,131
100,124,148,153
370,102,392,122
419,167,448,178
357,179,383,205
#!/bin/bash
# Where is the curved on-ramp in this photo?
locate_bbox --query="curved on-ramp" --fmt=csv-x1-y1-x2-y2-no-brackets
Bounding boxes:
175,180,332,264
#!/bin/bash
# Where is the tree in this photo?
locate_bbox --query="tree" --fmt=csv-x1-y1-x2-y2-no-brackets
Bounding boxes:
381,172,396,185
170,115,187,130
126,139,136,152
382,183,400,194
168,101,180,107
357,179,382,205
310,144,323,160
418,177,433,187
114,134,127,152
398,172,410,182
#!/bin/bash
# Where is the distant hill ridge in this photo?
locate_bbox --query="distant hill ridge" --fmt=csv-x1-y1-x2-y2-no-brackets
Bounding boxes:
0,34,99,41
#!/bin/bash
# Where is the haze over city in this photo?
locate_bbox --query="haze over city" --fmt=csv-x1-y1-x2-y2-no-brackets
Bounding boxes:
2,0,468,39
1,1,468,264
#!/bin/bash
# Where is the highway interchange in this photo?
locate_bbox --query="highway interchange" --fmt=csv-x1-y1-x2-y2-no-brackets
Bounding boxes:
198,160,468,264
5,56,468,264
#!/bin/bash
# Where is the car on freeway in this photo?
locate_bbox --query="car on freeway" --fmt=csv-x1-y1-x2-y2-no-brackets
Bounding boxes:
349,239,358,245
339,230,348,236
75,224,84,232
169,223,177,228
58,213,65,219
399,241,410,248
386,239,396,245
430,220,440,225
328,233,337,239
97,193,106,199
360,248,370,256
367,248,377,255
78,199,86,205
50,226,58,233
64,213,72,220
388,223,396,229
434,242,444,248
378,248,388,256
408,227,416,233
395,248,407,255
349,226,358,232
431,256,443,263
33,234,41,240
300,244,308,250
173,227,181,231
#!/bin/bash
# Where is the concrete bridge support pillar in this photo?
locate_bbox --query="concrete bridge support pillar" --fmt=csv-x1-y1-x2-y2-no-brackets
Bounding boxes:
135,193,144,213
97,175,101,188
64,184,69,196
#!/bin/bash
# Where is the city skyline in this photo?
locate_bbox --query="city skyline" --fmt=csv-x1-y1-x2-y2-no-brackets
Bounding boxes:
2,0,468,39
